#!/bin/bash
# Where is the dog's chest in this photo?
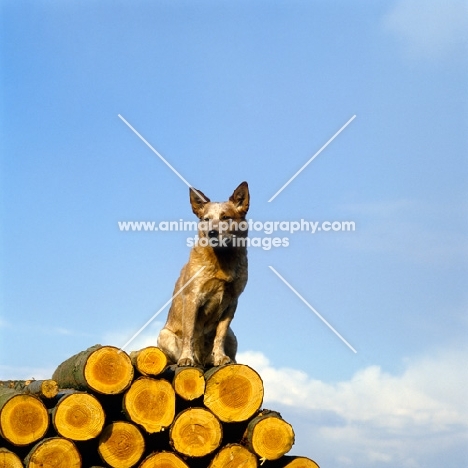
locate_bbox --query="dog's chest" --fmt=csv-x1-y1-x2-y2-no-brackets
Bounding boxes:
198,278,236,321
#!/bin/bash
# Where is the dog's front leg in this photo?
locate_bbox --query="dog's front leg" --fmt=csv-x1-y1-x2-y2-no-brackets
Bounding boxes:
177,297,199,367
212,301,237,366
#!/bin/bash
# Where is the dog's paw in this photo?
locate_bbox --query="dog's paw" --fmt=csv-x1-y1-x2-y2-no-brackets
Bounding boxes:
177,356,195,367
213,354,232,366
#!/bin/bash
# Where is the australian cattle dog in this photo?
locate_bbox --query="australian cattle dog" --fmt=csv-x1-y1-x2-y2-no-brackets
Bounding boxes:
157,182,249,367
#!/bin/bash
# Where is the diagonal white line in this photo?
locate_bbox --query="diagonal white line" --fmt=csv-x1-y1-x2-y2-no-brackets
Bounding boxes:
268,266,357,353
268,114,356,202
118,114,207,202
119,266,206,352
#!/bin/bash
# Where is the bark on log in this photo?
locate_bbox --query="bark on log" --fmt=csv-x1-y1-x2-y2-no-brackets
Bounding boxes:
0,380,33,390
0,447,22,468
123,377,175,433
204,364,263,422
243,410,295,461
25,379,59,399
0,380,58,399
130,347,167,377
173,366,205,401
0,388,49,446
208,443,258,468
264,456,320,467
169,407,222,458
139,451,189,468
52,345,134,395
52,392,105,441
24,437,81,468
98,421,145,468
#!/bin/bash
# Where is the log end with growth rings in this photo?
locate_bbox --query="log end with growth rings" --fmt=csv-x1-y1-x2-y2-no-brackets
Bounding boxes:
130,346,168,376
204,364,264,422
245,410,295,461
85,346,134,394
52,392,105,441
123,377,176,433
140,451,189,468
0,391,49,446
208,443,258,468
170,407,222,457
173,366,205,401
24,437,81,468
98,421,145,468
0,448,22,468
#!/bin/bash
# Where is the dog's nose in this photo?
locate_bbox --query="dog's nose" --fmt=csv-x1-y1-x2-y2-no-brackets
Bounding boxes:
208,230,219,238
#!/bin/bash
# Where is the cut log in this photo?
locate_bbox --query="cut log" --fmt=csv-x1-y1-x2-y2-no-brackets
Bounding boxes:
130,347,167,376
25,379,59,399
208,443,258,468
52,344,134,395
204,364,263,422
0,447,22,468
170,407,222,457
98,421,145,468
173,366,205,401
0,388,49,446
264,456,320,467
52,392,105,440
24,437,81,468
243,410,294,461
123,377,175,433
139,451,189,468
0,380,58,399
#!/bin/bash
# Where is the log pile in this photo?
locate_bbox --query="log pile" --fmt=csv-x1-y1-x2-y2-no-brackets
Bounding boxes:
0,344,320,468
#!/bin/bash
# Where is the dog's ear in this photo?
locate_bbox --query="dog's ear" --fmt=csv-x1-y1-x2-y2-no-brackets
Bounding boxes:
229,181,250,216
190,187,210,218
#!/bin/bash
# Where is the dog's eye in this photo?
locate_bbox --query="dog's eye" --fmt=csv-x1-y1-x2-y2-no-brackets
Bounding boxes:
202,217,210,222
221,215,231,221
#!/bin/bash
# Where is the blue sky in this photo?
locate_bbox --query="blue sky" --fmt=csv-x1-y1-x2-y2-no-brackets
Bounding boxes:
1,1,467,466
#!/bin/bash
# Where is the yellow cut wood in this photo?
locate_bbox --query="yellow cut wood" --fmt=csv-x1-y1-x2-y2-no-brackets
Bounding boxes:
0,388,48,446
173,366,205,400
204,364,263,422
98,421,145,468
130,347,167,376
24,437,81,468
243,410,295,461
123,377,175,433
139,451,189,468
170,407,222,457
52,344,134,394
25,379,59,399
52,392,105,440
208,443,257,468
0,447,22,468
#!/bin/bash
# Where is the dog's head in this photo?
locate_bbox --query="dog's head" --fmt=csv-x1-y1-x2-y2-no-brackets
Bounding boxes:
189,182,250,249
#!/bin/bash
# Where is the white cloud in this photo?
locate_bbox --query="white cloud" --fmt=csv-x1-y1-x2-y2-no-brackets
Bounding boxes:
382,0,468,60
237,347,468,467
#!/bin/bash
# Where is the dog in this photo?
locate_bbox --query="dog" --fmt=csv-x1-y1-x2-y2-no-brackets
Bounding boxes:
157,182,250,367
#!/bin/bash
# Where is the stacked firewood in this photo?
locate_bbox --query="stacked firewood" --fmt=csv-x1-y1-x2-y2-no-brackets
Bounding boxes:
0,345,319,468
